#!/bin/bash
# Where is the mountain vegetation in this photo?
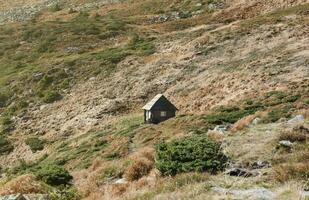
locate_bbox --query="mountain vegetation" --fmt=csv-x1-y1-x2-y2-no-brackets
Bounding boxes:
0,0,308,199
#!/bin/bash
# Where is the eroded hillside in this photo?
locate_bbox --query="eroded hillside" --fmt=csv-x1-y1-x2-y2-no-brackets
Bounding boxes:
0,0,308,199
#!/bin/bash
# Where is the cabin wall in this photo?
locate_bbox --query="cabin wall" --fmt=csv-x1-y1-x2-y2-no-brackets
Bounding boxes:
147,109,175,124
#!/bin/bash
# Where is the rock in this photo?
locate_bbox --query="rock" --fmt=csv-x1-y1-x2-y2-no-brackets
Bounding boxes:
301,191,309,198
114,178,127,184
287,115,304,125
40,105,47,110
251,161,271,169
211,187,275,200
279,140,294,147
0,194,49,200
214,125,228,133
224,168,256,177
33,72,44,81
252,118,261,125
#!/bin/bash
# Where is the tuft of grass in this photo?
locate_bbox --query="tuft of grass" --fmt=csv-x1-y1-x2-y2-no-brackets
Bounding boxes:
95,34,155,66
125,34,155,56
25,137,45,153
265,105,292,122
274,163,309,183
124,149,154,181
0,135,14,155
42,91,62,103
124,158,153,181
49,3,62,12
0,91,9,107
95,48,130,64
0,115,15,134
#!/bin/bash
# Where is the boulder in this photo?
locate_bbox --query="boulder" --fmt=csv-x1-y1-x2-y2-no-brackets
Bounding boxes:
114,178,128,184
301,191,309,198
287,115,304,125
251,161,271,169
211,187,275,200
214,125,228,133
279,140,294,147
252,118,261,125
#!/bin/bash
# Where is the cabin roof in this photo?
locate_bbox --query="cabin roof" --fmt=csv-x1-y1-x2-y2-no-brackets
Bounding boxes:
142,94,178,111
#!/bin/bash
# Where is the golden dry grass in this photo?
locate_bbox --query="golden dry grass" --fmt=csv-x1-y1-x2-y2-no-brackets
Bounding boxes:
124,147,154,181
0,174,43,195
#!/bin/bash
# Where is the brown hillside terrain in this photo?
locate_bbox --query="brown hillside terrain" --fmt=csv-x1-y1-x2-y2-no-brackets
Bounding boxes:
0,0,308,199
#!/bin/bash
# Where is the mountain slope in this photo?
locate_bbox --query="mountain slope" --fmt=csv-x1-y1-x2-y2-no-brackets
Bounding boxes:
0,0,308,199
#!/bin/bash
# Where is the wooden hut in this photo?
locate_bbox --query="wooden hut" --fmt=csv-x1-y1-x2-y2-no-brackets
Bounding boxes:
143,94,178,124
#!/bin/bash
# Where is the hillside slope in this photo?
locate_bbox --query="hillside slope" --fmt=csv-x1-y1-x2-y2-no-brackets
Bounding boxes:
0,0,308,199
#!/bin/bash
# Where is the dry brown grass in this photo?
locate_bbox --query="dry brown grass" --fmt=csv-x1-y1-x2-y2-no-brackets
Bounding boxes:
110,183,129,196
0,174,43,195
274,162,309,183
230,114,256,132
124,158,154,182
230,111,268,132
207,130,225,141
278,125,309,143
124,148,155,181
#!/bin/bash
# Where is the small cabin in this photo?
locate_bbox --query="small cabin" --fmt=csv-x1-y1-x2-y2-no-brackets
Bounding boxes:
143,94,178,124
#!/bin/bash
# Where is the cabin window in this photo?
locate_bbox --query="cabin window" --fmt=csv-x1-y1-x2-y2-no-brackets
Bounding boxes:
160,111,167,117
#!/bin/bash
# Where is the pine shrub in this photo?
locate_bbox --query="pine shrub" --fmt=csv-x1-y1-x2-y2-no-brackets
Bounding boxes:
155,136,228,176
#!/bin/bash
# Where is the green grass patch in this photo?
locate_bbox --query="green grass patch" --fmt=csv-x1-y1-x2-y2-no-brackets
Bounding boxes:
0,135,14,155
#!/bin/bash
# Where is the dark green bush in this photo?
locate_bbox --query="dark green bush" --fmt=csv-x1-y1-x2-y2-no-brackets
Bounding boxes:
50,187,81,200
0,92,9,107
0,116,14,134
25,137,45,152
96,48,129,64
50,3,62,12
203,109,253,124
38,75,54,89
106,20,126,32
0,135,14,155
155,136,228,176
37,36,56,53
265,105,291,122
36,163,73,186
42,91,62,103
126,34,155,56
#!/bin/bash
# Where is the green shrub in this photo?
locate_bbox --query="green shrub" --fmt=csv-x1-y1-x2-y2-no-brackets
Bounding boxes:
50,3,62,12
155,136,228,176
0,135,14,155
98,165,123,182
25,137,45,152
42,91,62,103
96,48,129,64
0,116,14,134
105,152,121,160
265,105,291,122
106,20,126,32
126,34,155,56
203,109,253,124
37,36,56,53
50,187,81,200
38,75,54,89
36,163,73,186
0,92,9,107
